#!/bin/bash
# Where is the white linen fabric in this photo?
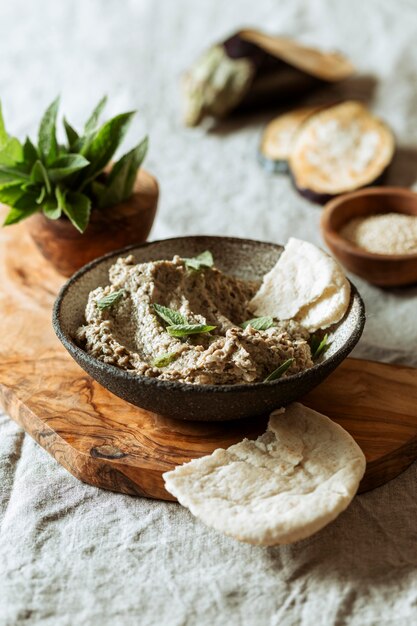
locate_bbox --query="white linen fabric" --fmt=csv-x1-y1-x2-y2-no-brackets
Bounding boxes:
1,0,417,624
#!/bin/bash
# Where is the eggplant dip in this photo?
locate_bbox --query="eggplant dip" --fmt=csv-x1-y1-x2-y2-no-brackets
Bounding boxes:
75,251,315,385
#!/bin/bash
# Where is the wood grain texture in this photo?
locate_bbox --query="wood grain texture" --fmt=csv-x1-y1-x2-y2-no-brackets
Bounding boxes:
0,215,416,499
26,169,159,276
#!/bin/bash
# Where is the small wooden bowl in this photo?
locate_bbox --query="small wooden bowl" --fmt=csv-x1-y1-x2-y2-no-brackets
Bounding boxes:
321,187,417,287
27,169,159,277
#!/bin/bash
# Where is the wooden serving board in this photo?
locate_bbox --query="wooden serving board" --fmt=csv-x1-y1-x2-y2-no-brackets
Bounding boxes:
1,219,417,499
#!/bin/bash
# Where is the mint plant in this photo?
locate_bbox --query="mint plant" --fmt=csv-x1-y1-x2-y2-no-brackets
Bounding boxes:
0,97,148,232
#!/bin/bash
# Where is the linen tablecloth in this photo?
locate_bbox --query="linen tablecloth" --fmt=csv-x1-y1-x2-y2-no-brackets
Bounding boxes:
1,1,417,624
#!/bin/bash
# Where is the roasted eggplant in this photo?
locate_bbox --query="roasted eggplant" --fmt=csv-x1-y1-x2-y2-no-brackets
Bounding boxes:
289,101,395,204
182,29,354,127
258,106,325,173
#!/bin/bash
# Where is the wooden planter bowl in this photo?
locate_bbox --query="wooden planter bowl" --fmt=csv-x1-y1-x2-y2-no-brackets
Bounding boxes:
27,169,159,276
321,187,417,287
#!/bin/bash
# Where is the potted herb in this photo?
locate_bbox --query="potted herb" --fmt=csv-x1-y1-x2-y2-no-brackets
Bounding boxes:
0,97,158,275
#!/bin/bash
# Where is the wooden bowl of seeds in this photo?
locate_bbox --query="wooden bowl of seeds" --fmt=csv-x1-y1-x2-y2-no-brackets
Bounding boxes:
321,187,417,287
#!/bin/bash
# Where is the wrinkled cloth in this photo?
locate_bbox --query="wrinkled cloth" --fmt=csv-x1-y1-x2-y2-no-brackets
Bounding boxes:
1,0,417,624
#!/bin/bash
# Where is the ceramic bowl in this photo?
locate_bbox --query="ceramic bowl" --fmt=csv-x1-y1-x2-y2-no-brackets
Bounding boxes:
53,236,365,422
321,187,417,287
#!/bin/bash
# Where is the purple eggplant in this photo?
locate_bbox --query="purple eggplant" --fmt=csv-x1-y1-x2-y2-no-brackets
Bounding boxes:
182,29,354,127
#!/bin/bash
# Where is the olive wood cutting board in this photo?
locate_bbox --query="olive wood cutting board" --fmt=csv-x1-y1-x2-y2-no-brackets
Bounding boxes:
1,218,417,500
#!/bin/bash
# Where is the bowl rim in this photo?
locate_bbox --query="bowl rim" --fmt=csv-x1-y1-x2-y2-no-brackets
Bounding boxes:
52,235,365,395
321,186,417,262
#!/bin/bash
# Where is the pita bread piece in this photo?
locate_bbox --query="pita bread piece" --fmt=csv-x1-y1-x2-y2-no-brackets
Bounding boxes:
249,237,350,331
163,403,366,546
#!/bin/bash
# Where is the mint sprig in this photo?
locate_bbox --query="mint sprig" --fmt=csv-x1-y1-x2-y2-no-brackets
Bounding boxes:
310,334,330,360
183,250,214,271
97,289,125,310
0,96,148,232
152,352,180,368
153,303,216,338
264,358,294,382
241,316,274,331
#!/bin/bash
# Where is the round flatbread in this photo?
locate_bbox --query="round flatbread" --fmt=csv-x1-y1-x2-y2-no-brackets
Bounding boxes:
163,403,366,546
249,237,350,331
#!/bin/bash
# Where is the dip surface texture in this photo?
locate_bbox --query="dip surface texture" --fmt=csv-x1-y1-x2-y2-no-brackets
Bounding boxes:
75,255,313,385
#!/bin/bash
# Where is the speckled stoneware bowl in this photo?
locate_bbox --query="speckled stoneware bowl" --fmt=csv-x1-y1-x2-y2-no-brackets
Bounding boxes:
53,236,365,422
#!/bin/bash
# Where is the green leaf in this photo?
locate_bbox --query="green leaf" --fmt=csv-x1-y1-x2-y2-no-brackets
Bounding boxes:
264,358,294,382
36,186,46,204
23,137,39,167
80,111,135,182
99,136,148,207
30,160,51,195
43,193,62,219
310,334,330,360
153,303,188,326
84,96,107,134
97,289,125,310
0,102,23,166
241,316,274,331
38,97,59,164
3,205,38,225
0,185,24,206
61,191,91,233
166,324,216,337
3,191,39,225
183,250,214,271
48,154,89,181
152,352,180,368
0,165,30,187
63,118,79,148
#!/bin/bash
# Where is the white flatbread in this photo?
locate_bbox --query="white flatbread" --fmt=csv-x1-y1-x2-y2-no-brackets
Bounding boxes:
249,238,350,331
163,403,366,546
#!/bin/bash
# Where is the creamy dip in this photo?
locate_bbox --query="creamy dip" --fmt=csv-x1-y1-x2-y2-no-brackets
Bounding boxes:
75,255,313,385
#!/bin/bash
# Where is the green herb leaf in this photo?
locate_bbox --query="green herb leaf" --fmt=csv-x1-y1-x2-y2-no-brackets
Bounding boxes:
38,97,59,164
310,334,330,360
97,289,125,310
80,111,135,183
241,316,274,331
48,154,89,182
30,160,51,195
61,191,91,233
0,102,23,166
264,358,294,382
183,250,214,271
166,324,216,338
98,136,148,208
152,352,180,368
36,186,46,205
3,192,39,225
84,96,107,134
23,137,39,167
153,303,188,326
0,185,24,206
63,118,79,149
0,165,30,188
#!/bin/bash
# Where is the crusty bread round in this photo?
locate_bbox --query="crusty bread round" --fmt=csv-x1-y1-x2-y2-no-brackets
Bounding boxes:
249,237,350,331
163,403,366,546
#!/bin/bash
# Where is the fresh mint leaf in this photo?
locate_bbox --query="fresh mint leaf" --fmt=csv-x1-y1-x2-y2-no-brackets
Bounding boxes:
152,352,180,368
61,191,91,233
23,138,39,167
0,166,30,188
153,304,188,326
38,97,59,164
97,289,125,310
48,154,89,181
183,250,214,271
311,334,330,360
80,111,135,184
0,102,23,166
100,136,148,207
241,316,274,331
0,185,24,206
166,324,216,338
36,186,46,205
43,197,61,219
63,118,79,149
84,96,107,134
264,358,294,382
3,192,39,225
30,160,51,195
